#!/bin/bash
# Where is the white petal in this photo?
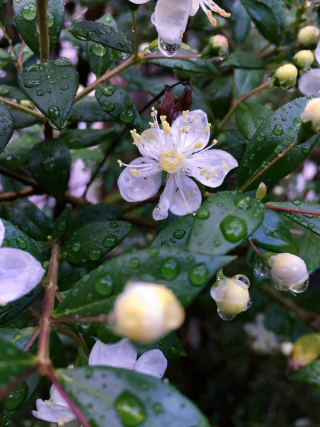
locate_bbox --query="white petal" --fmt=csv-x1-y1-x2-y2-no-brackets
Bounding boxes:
32,399,76,423
89,338,138,369
299,69,320,95
138,128,163,159
186,149,238,188
315,41,320,64
130,0,151,3
153,174,175,221
171,110,211,155
169,174,202,216
0,220,5,247
190,0,199,16
0,248,44,305
117,157,162,202
152,0,192,45
134,349,167,379
50,385,71,407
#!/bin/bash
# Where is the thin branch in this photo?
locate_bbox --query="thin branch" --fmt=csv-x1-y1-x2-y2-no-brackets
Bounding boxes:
27,306,42,319
266,205,320,216
51,316,106,323
0,23,20,71
131,10,138,58
23,329,40,353
248,238,260,255
36,0,50,62
53,325,90,355
123,213,156,228
0,97,46,123
0,186,35,202
0,366,38,401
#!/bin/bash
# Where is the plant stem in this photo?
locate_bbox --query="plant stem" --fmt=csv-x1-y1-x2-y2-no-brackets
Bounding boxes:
248,238,260,255
23,329,40,353
0,22,21,71
53,325,90,355
131,10,138,58
0,96,46,123
36,0,50,62
266,205,320,216
51,316,106,323
37,242,60,373
0,186,35,202
0,366,38,401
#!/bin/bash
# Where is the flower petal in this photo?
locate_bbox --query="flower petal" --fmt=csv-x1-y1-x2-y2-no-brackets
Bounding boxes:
0,220,4,247
169,174,202,216
130,0,151,3
50,385,71,407
316,41,320,64
134,349,167,379
171,110,211,155
118,157,162,202
190,0,199,16
0,248,45,305
89,338,138,369
138,128,163,159
153,174,175,221
299,69,320,95
32,394,76,423
186,149,238,188
152,0,192,45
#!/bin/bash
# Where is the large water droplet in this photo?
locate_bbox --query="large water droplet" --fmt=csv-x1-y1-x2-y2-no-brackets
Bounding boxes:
129,257,140,269
253,257,267,275
24,79,41,88
119,110,135,124
103,235,117,248
114,390,146,427
72,242,81,252
294,117,302,127
217,308,236,321
90,43,108,57
157,335,167,345
101,85,116,96
158,37,181,57
173,229,186,239
0,87,10,96
273,125,283,135
161,257,179,280
234,196,251,210
196,208,210,219
3,381,28,410
16,236,27,249
54,57,72,67
220,215,247,243
95,275,113,295
47,13,54,28
89,249,102,260
21,3,37,21
189,263,209,286
102,101,115,112
48,105,60,120
292,278,309,294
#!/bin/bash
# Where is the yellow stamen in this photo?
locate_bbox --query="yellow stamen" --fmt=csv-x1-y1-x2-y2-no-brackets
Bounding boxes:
202,123,212,134
222,163,229,169
130,169,141,178
213,139,218,145
130,129,142,146
160,149,184,173
160,115,172,134
195,141,203,149
117,160,123,167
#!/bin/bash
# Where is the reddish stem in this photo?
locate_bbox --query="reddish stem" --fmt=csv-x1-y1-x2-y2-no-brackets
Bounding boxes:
23,329,40,353
248,238,260,255
55,292,63,303
47,371,91,427
51,316,106,323
0,366,38,400
266,205,320,216
27,306,42,319
77,333,90,355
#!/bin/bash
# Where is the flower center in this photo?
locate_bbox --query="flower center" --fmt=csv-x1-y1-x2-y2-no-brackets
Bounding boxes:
160,149,184,173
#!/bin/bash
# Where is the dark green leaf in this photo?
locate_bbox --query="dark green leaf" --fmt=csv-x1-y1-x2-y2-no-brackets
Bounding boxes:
215,130,248,163
10,109,39,130
243,0,280,45
0,0,9,16
222,52,265,69
235,102,271,141
27,138,71,201
0,287,42,327
0,101,13,154
19,60,79,130
0,135,41,168
230,0,251,45
68,20,133,53
293,229,320,274
0,85,28,100
201,77,233,119
138,331,187,359
235,68,264,99
151,214,195,249
0,219,40,260
186,191,265,255
52,207,72,239
0,328,35,350
290,359,320,387
60,128,116,149
68,96,116,123
237,96,320,191
57,366,210,427
261,0,285,31
13,0,64,58
60,221,132,264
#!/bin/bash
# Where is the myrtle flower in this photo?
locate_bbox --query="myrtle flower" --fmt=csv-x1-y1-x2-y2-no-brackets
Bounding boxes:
118,109,237,220
33,339,167,426
299,42,320,95
129,0,230,55
0,219,45,305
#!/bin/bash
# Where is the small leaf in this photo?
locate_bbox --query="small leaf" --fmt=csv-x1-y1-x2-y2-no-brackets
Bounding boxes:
0,85,28,100
222,52,265,69
60,128,116,149
0,135,41,168
138,331,187,359
51,207,72,239
230,0,251,45
290,359,320,387
0,219,40,260
152,214,195,249
57,367,210,427
235,102,271,141
27,138,71,201
18,60,79,129
235,68,264,99
0,101,13,154
60,221,132,264
293,229,320,274
13,0,64,58
68,96,116,123
68,20,133,53
10,109,39,130
186,191,265,255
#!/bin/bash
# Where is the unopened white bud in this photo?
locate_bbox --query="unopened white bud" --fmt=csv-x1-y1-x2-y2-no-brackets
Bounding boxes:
201,35,228,59
298,26,320,47
274,64,298,90
268,253,309,293
293,50,315,69
301,98,320,133
210,276,250,318
111,282,185,343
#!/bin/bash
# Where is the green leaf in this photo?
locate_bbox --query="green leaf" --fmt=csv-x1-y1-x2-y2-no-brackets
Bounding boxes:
54,247,233,340
68,96,116,124
57,366,210,427
186,191,265,255
237,96,320,191
0,135,41,168
290,359,320,387
0,85,28,100
19,60,79,130
242,0,280,45
230,0,251,45
251,210,298,254
0,0,9,16
201,77,233,120
261,0,285,31
0,338,36,390
0,287,42,327
264,303,293,335
235,102,271,141
0,101,13,154
10,109,39,130
95,84,142,131
151,214,195,249
60,221,132,264
60,128,116,149
0,328,35,350
27,138,71,201
64,203,123,241
222,52,265,69
235,68,264,99
13,0,64,58
52,206,73,239
68,20,133,53
215,130,248,163
293,229,320,274
6,199,53,241
0,219,40,260
138,331,187,359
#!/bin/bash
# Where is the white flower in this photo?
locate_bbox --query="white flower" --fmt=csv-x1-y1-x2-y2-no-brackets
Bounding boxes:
301,98,320,133
210,276,250,317
268,253,309,293
33,339,167,425
0,219,45,305
117,109,237,221
243,314,281,354
129,0,230,55
111,282,185,342
299,42,320,95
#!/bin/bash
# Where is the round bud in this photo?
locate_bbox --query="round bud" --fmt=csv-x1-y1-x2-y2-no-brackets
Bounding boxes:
290,334,320,368
298,26,320,47
301,98,320,134
268,253,309,293
274,64,298,90
111,282,185,343
200,35,229,59
293,50,315,69
210,277,250,316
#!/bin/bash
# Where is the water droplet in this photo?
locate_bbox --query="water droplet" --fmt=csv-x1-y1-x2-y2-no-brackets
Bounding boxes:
129,257,140,269
220,215,247,243
196,208,210,219
114,390,146,427
89,249,102,260
101,85,116,96
103,235,117,248
36,89,44,96
16,236,27,249
102,101,115,112
308,223,315,230
253,257,267,275
152,402,163,414
214,239,221,247
21,3,37,21
158,37,181,57
3,381,28,410
294,117,302,127
86,293,93,301
173,229,186,239
217,308,236,321
161,257,179,280
71,288,79,296
303,145,312,154
110,222,118,229
292,200,301,206
2,239,9,247
90,43,108,57
119,110,135,124
292,278,309,294
161,241,169,247
95,275,113,295
0,87,10,96
189,263,209,286
54,57,72,67
47,13,54,27
274,146,282,155
41,155,55,172
234,196,251,210
149,247,158,257
157,335,167,345
48,105,60,120
61,85,69,91
273,125,283,135
233,274,250,286
72,242,81,252
23,79,40,88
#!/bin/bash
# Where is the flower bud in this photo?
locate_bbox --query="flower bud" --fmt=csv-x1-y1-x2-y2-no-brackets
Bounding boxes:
290,334,320,369
200,35,229,59
298,26,320,47
256,182,267,200
301,98,320,134
111,282,185,343
293,50,315,69
268,253,309,293
273,64,298,90
210,275,250,320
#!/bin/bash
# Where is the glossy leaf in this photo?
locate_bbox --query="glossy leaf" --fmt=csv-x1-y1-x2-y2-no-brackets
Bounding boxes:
18,60,79,130
0,219,40,260
293,229,320,274
237,96,320,191
222,52,265,69
235,102,271,141
187,191,265,255
27,138,71,201
60,221,132,264
57,366,210,427
235,68,264,99
152,214,195,249
13,0,64,58
290,359,320,387
230,0,251,45
139,331,187,360
10,109,39,130
0,136,41,168
51,207,72,239
60,128,116,149
68,96,116,123
202,77,233,119
0,328,35,350
261,0,285,31
0,85,28,100
0,101,14,154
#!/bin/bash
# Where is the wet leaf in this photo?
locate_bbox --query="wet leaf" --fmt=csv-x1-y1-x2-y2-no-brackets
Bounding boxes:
68,96,116,123
235,102,271,140
222,52,265,69
0,101,14,154
243,0,280,45
152,214,195,249
60,128,116,149
138,331,187,359
235,68,264,99
0,135,41,168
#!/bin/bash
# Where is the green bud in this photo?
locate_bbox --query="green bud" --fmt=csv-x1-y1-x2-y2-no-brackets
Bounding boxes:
200,35,229,59
298,25,320,47
293,50,315,70
256,182,267,200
